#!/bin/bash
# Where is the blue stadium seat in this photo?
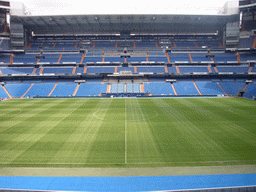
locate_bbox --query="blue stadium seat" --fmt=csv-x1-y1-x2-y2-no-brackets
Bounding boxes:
217,66,249,73
196,82,225,95
0,54,11,63
144,83,175,95
126,83,133,93
244,83,256,97
219,82,246,95
137,67,165,73
87,67,115,74
174,83,199,95
0,86,9,98
25,83,55,97
51,83,77,96
169,53,190,62
0,67,34,74
118,84,124,93
179,66,209,73
111,84,118,93
5,84,31,97
76,83,107,96
61,54,83,63
43,67,73,74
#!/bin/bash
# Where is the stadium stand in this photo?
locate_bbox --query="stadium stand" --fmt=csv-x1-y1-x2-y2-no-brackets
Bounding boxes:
76,83,107,96
24,83,55,97
51,83,77,96
174,82,200,95
144,83,175,95
0,29,255,98
219,82,246,95
0,86,9,98
196,82,226,95
4,84,31,97
244,83,256,98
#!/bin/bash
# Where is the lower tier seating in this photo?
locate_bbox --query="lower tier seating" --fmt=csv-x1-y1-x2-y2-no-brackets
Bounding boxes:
218,82,246,96
196,82,225,95
76,83,107,96
144,83,175,95
0,81,255,98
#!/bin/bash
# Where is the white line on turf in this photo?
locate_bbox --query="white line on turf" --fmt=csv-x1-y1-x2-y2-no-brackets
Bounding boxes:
1,160,256,165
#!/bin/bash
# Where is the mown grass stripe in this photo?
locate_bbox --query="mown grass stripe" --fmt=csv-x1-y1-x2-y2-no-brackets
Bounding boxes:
0,98,255,168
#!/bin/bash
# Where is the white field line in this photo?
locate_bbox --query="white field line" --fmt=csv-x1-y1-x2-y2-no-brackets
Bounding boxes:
1,160,255,165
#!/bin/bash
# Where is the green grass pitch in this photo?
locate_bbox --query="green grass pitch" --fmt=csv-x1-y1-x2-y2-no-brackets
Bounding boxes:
0,97,255,168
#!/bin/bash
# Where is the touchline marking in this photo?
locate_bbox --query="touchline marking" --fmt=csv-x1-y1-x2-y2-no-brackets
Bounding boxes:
1,160,255,165
125,99,127,164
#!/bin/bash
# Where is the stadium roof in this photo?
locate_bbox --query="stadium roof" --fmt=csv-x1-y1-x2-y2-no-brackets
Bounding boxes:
11,14,239,35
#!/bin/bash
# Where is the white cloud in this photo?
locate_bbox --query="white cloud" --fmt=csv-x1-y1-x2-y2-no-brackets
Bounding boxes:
12,0,229,15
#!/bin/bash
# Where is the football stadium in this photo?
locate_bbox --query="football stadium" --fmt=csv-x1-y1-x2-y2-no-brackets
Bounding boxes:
0,0,256,191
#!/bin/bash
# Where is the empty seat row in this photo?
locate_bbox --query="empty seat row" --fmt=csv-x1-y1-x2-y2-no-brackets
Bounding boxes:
0,66,254,75
0,81,254,98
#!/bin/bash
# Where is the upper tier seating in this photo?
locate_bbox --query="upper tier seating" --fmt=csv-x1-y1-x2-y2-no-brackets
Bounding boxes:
55,42,76,49
61,53,83,63
178,66,209,73
174,41,196,48
167,67,177,74
196,40,220,48
0,54,11,63
38,54,60,63
86,67,115,74
104,57,124,63
212,53,237,62
0,67,34,74
127,57,147,62
13,54,39,64
0,65,252,76
82,57,103,63
137,67,165,73
216,66,249,73
95,41,116,48
136,41,156,48
190,53,212,62
147,56,168,63
30,42,55,49
41,67,73,74
169,53,190,62
240,53,256,62
239,36,255,48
